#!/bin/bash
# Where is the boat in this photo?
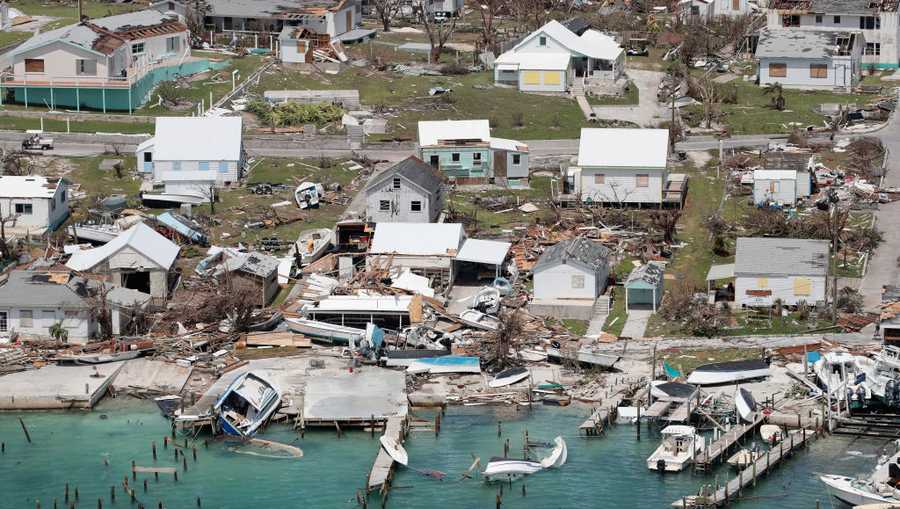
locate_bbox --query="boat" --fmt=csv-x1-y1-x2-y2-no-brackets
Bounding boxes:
247,311,284,332
69,223,121,244
857,346,900,407
646,425,705,472
284,317,365,345
141,191,208,206
814,351,871,406
686,359,770,386
539,436,567,468
726,449,762,469
650,381,698,401
382,349,451,367
540,394,571,406
291,228,335,266
459,309,501,331
294,182,325,209
483,436,566,482
489,367,530,388
853,505,900,509
154,395,182,417
735,387,758,423
471,286,501,315
407,355,481,374
55,349,147,365
379,436,409,466
760,424,783,444
156,211,209,245
515,348,548,362
820,475,899,506
547,346,620,370
213,371,282,438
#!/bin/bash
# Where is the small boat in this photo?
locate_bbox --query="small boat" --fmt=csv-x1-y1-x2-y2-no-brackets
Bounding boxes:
735,387,758,423
379,436,409,466
540,394,571,406
471,286,501,315
515,348,548,362
539,437,568,468
213,371,282,438
247,311,284,332
407,355,481,374
284,317,365,345
760,424,783,444
459,309,501,331
55,349,146,365
141,192,208,206
489,367,530,388
69,223,121,244
820,475,898,506
156,211,209,245
292,228,335,266
686,359,770,386
547,346,620,370
294,182,325,209
727,449,762,469
814,351,871,405
154,395,182,417
647,425,705,472
482,458,544,482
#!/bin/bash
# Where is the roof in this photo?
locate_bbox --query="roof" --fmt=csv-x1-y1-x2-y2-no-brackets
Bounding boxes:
577,128,669,168
149,116,243,161
755,29,859,60
734,237,829,277
0,175,63,199
810,0,887,15
706,263,735,281
306,295,413,313
510,20,623,61
495,51,571,70
0,270,91,309
66,223,180,272
489,137,528,153
223,251,279,278
370,223,465,257
534,237,610,273
626,262,664,287
417,120,491,147
561,17,592,35
660,425,697,436
753,169,798,181
455,239,512,266
205,0,349,19
106,286,152,307
365,156,443,195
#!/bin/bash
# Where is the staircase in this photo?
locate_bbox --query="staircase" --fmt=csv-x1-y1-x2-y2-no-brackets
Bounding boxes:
585,296,611,338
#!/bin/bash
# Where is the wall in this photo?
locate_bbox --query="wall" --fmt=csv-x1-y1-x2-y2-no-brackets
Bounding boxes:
0,306,93,340
419,147,492,178
753,176,797,204
533,263,599,300
501,150,529,179
714,0,748,17
13,41,111,80
153,159,240,186
0,195,62,230
735,274,827,307
518,68,568,93
365,179,434,223
280,38,308,63
759,56,855,89
577,166,666,204
130,31,189,71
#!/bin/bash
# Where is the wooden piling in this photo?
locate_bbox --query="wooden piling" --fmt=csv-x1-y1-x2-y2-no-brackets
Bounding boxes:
371,415,375,438
174,471,178,482
97,498,102,509
132,460,137,481
65,483,69,502
434,413,441,436
110,486,115,501
497,421,502,438
192,447,197,461
18,417,32,444
75,488,79,502
152,441,157,460
196,496,201,507
154,471,159,482
144,479,148,492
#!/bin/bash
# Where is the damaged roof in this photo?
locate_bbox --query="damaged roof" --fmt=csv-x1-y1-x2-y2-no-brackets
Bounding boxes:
417,120,491,147
534,237,610,273
0,175,65,199
755,29,859,60
626,262,664,287
223,251,280,278
365,156,443,195
66,223,180,272
370,223,465,257
735,237,829,277
205,0,350,19
0,270,91,309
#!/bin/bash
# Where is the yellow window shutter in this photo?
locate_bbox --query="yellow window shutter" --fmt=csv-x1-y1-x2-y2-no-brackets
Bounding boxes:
522,71,541,85
543,71,561,85
756,277,768,288
793,277,811,296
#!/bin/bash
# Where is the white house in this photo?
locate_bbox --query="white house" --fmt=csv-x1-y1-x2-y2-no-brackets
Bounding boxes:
679,0,750,20
567,128,670,205
494,20,624,93
365,156,444,223
531,237,610,319
752,169,813,205
0,175,69,234
734,237,829,307
0,270,98,343
368,222,465,291
756,29,863,90
136,116,245,194
418,0,465,18
766,0,900,68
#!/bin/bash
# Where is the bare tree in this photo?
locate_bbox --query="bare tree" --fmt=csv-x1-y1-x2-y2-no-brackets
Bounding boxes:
492,307,522,370
421,12,458,63
477,0,504,52
372,0,402,31
695,77,723,129
649,209,681,244
847,137,885,179
88,282,114,341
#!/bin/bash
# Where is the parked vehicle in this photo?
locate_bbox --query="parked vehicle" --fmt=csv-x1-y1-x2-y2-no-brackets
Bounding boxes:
21,133,53,151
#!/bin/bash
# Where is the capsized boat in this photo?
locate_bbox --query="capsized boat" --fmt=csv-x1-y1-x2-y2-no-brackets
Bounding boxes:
213,371,282,438
471,286,501,315
284,317,365,345
292,228,335,266
379,436,409,466
647,425,705,472
294,182,325,209
539,436,567,468
459,309,501,331
820,475,898,506
735,387,758,423
483,436,566,482
686,359,770,386
489,367,530,388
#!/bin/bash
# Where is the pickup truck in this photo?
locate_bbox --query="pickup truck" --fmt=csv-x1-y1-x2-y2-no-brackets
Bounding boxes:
21,134,53,151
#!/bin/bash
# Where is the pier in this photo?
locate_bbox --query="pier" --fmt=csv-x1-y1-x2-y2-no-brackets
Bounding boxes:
833,413,900,439
673,429,818,508
579,379,645,436
693,414,765,471
367,416,407,504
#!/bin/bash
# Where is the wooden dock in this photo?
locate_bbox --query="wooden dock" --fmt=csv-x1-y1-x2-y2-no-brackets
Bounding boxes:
693,413,765,471
673,429,817,508
367,416,406,493
579,379,645,436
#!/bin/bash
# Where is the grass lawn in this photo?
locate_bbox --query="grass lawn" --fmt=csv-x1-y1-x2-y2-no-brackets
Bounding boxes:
0,115,152,134
683,80,870,135
603,286,627,337
625,47,668,72
586,80,638,106
66,155,141,214
10,0,141,29
0,31,30,48
446,176,558,235
252,67,592,139
562,319,588,337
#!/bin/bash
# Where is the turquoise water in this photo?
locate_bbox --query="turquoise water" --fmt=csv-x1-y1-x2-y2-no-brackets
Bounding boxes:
0,401,888,508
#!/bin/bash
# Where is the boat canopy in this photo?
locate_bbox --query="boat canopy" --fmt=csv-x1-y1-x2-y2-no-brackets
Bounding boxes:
233,376,275,411
660,425,696,436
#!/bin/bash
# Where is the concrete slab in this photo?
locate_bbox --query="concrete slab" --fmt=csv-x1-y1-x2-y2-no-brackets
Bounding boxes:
111,358,193,395
0,362,125,410
304,366,407,423
620,310,652,339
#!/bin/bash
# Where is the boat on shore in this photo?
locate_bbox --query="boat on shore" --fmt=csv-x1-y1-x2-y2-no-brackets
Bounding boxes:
213,371,282,438
647,425,705,472
459,309,501,331
489,367,530,388
294,182,325,209
735,387,758,423
686,359,770,386
284,317,365,345
760,424,783,444
814,351,871,406
380,436,409,466
546,346,620,370
55,349,148,365
293,228,335,266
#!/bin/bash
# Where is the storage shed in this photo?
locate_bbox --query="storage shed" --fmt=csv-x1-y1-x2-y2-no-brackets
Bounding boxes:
625,262,664,311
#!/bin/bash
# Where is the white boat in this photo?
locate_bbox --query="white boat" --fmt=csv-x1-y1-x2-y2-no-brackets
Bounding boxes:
471,286,501,315
858,346,900,406
482,458,544,482
292,228,335,266
735,387,757,423
539,436,567,469
686,359,770,386
213,371,282,438
760,424,783,443
546,346,620,370
727,449,762,469
489,367,530,388
647,425,705,472
379,436,409,466
294,182,325,209
459,309,501,331
515,348,548,362
820,475,898,506
141,192,208,205
284,317,365,345
814,351,871,405
69,223,121,243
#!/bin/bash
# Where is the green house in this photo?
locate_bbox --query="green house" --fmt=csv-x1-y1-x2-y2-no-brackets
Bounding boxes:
624,262,664,311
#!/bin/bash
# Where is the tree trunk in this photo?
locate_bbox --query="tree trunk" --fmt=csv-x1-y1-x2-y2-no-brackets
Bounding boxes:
430,46,442,64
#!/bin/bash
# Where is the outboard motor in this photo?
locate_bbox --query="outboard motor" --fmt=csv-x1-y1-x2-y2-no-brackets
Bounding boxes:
856,386,867,406
889,461,900,484
657,459,666,472
887,380,895,406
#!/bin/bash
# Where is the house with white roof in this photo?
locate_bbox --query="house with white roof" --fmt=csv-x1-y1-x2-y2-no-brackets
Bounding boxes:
494,20,625,93
0,175,69,234
734,237,829,307
136,116,245,195
756,29,863,90
368,222,465,292
565,128,672,205
752,168,813,205
66,223,180,301
416,119,529,186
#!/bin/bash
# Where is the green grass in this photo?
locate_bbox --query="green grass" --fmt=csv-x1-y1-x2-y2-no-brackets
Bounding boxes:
66,155,141,200
10,0,141,28
0,115,152,134
561,319,588,337
586,81,638,106
683,80,870,135
602,286,627,337
0,31,30,48
612,256,639,281
446,176,558,234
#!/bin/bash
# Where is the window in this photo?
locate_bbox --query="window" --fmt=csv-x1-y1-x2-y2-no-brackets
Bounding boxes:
866,42,881,56
815,14,822,23
782,14,799,26
76,59,96,76
131,42,145,55
473,152,482,165
636,174,649,187
571,275,585,289
756,277,769,288
594,174,605,184
833,15,841,24
392,177,401,189
168,1,175,9
768,62,787,78
410,201,422,212
379,200,390,211
690,5,700,15
0,311,6,332
732,0,739,10
810,63,828,78
793,277,811,296
63,310,80,328
539,36,547,46
14,203,32,214
172,161,181,171
19,310,33,328
166,36,179,53
512,154,521,165
219,161,229,173
199,161,210,171
451,153,460,162
143,152,152,162
429,155,439,167
860,16,880,29
24,59,44,73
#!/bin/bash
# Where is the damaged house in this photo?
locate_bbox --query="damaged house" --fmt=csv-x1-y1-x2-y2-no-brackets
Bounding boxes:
364,156,444,224
368,222,465,292
417,120,529,186
756,29,863,90
0,175,69,234
734,237,829,307
530,237,611,320
218,251,280,307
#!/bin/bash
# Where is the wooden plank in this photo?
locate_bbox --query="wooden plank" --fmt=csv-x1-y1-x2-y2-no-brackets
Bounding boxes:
644,400,674,418
133,466,177,474
245,332,312,348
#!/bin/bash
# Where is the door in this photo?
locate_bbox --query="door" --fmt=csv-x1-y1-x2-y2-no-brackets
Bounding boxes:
429,155,439,168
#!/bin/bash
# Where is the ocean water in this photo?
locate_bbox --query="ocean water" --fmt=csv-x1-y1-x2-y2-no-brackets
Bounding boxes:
0,400,889,509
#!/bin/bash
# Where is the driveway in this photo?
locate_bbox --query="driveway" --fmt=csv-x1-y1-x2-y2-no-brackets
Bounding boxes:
620,310,653,339
591,70,667,127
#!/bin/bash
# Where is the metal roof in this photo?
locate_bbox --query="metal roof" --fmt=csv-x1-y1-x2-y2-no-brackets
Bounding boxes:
417,120,491,147
533,237,610,273
495,51,571,70
370,223,465,257
305,295,413,313
204,0,349,18
0,270,91,308
577,128,669,168
66,223,180,272
626,262,664,287
734,237,829,277
455,239,511,266
223,251,279,278
510,20,623,61
753,169,798,181
755,29,859,60
149,116,242,162
706,263,735,281
365,156,443,196
489,137,528,153
0,175,63,199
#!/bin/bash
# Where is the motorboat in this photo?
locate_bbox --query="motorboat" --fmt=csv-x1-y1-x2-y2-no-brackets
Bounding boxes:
292,228,335,266
760,424,783,444
814,351,871,406
483,436,566,482
727,449,762,469
539,436,567,468
546,345,620,370
514,347,548,362
489,367,530,388
294,182,325,209
686,359,770,386
858,346,900,407
284,317,365,345
471,286,501,315
647,425,705,472
213,371,282,438
55,349,147,365
380,436,409,466
820,475,899,506
459,309,501,331
69,223,121,244
735,387,758,423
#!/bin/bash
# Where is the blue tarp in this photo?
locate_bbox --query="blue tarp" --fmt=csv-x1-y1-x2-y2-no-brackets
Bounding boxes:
806,351,822,364
663,361,681,379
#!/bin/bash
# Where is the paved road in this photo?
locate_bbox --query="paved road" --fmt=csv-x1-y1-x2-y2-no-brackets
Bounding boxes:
591,69,667,127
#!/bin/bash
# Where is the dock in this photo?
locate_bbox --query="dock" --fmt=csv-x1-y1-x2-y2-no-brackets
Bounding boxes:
0,362,125,410
693,413,765,471
367,416,407,502
579,378,645,436
833,413,900,439
673,429,818,508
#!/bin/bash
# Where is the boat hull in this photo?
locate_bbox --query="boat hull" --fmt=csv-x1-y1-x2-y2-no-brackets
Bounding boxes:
285,317,364,345
820,475,894,506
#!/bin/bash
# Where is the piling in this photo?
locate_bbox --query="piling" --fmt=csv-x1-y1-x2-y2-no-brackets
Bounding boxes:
35,499,40,509
196,497,201,507
65,483,69,502
183,457,188,471
152,442,157,461
371,415,376,438
143,479,148,492
132,460,137,481
163,437,168,449
110,486,115,501
2,441,5,453
18,417,32,444
97,498,102,509
497,421,502,438
192,447,197,462
174,471,178,482
154,472,159,482
434,413,441,437
53,499,57,509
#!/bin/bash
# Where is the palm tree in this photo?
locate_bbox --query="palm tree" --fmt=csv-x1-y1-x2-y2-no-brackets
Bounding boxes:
764,82,786,111
49,321,68,344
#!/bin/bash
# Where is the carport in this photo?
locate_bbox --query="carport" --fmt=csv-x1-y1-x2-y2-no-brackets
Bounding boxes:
624,262,664,311
454,239,512,281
